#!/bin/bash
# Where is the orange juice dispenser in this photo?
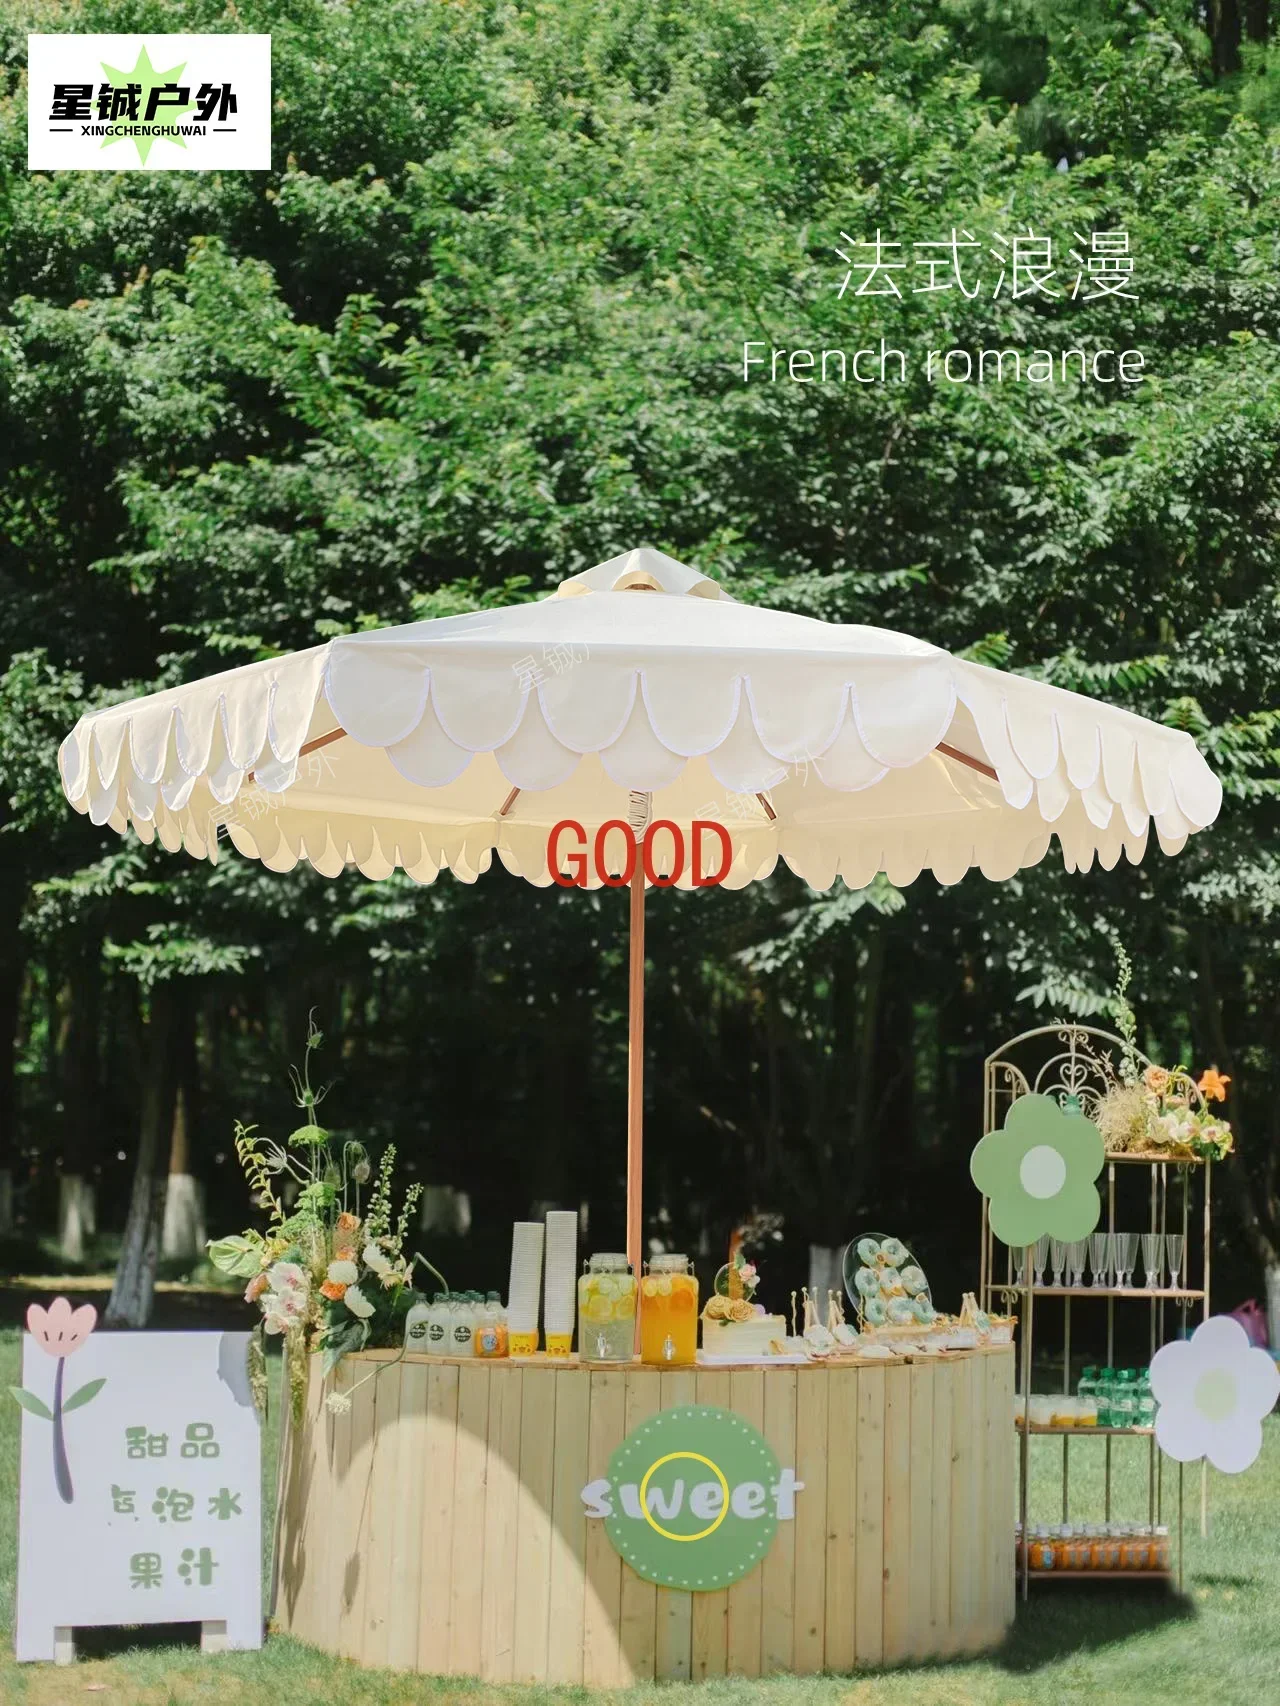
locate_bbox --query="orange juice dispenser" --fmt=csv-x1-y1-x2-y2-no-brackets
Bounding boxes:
640,1253,698,1365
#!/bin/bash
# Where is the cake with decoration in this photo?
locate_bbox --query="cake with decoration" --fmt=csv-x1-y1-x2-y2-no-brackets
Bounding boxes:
699,1231,787,1356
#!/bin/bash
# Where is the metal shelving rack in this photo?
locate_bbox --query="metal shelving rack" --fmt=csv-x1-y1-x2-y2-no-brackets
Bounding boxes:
977,1024,1211,1598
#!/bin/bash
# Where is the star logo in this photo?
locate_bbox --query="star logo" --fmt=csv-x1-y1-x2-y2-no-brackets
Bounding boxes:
98,45,194,165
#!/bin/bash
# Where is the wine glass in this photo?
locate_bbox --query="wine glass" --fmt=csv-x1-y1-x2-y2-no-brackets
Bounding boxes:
1089,1232,1112,1288
1114,1233,1138,1288
1142,1233,1163,1290
1033,1234,1051,1289
1050,1238,1067,1288
1166,1233,1185,1293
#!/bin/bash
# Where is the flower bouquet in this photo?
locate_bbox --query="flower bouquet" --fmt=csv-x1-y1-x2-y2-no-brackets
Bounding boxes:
1091,947,1234,1165
1097,1063,1233,1163
208,1018,442,1415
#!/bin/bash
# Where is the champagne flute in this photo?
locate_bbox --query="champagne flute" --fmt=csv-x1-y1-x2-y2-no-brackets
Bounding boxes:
1068,1240,1087,1289
1033,1234,1051,1289
1166,1233,1185,1293
1114,1233,1138,1288
1089,1232,1112,1288
1050,1238,1067,1288
1142,1233,1162,1290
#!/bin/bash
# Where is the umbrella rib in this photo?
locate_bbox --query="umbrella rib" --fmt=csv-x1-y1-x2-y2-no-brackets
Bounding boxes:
250,726,346,780
498,787,521,818
936,742,999,782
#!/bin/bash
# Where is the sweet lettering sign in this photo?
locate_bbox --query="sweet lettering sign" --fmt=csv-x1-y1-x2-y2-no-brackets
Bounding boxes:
580,1404,802,1591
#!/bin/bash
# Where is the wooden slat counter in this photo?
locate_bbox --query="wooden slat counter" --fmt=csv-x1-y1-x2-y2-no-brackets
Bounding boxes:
273,1346,1014,1680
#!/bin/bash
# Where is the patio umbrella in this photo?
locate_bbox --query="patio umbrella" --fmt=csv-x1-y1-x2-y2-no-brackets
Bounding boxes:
58,547,1222,1270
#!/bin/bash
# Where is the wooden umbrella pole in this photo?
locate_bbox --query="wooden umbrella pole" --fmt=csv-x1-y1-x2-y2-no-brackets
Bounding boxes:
626,869,645,1279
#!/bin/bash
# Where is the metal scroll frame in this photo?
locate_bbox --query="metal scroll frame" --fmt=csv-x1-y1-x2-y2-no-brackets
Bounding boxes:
978,1024,1210,1598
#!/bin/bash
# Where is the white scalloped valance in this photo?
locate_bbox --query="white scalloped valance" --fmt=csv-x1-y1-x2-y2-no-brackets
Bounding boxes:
58,547,1221,890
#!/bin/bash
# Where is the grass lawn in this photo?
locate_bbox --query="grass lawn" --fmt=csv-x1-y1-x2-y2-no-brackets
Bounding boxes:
0,1327,1277,1706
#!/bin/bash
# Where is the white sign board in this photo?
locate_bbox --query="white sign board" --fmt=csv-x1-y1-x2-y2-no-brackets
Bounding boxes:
27,35,271,171
14,1315,262,1662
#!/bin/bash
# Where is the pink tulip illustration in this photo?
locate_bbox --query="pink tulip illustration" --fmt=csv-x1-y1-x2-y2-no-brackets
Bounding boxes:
10,1297,105,1503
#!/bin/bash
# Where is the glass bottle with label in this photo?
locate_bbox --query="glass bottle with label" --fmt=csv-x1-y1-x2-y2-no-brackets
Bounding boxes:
475,1292,509,1358
640,1254,698,1365
404,1299,432,1352
578,1254,637,1363
450,1294,476,1357
425,1293,450,1357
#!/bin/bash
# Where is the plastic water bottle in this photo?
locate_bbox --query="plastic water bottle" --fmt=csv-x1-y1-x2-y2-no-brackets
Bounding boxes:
1078,1364,1098,1420
1112,1368,1137,1430
1135,1370,1156,1428
1097,1366,1116,1428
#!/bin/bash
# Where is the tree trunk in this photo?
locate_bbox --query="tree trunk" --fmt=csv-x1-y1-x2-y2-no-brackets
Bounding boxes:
1245,0,1269,43
0,879,22,1235
106,997,177,1328
161,1013,204,1260
1196,929,1278,1272
1210,0,1243,75
58,949,101,1262
845,930,885,1228
58,1176,96,1266
161,1086,206,1260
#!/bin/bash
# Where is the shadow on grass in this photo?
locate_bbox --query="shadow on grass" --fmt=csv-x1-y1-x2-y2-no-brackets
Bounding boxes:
73,1621,205,1660
995,1579,1196,1672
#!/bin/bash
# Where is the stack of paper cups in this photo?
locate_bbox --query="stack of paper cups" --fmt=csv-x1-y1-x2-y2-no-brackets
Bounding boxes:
507,1221,543,1355
543,1210,578,1357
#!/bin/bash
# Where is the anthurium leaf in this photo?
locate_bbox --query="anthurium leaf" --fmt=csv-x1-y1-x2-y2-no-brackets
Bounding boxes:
9,1386,53,1421
207,1234,264,1279
62,1377,106,1414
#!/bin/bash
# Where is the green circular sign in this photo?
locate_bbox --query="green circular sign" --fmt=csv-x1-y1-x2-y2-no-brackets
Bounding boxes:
602,1405,783,1590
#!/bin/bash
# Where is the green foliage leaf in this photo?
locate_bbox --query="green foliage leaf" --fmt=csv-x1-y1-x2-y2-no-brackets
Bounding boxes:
207,1234,266,1279
62,1377,106,1415
9,1387,53,1421
288,1124,329,1148
320,1319,368,1378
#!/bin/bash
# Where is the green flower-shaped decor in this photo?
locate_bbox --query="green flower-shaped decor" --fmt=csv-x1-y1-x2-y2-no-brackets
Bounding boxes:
970,1093,1105,1248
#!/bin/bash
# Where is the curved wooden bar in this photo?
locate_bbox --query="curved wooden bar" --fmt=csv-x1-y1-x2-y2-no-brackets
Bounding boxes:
274,1346,1014,1680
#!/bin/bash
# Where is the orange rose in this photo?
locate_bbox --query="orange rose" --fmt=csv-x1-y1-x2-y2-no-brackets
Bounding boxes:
320,1280,347,1302
333,1246,356,1264
336,1212,361,1235
1143,1065,1171,1096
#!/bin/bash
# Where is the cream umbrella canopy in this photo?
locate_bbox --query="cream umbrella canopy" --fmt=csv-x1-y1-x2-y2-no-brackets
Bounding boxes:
59,546,1222,1270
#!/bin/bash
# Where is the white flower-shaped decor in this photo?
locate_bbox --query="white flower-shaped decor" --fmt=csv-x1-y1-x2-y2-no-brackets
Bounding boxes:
1150,1315,1280,1473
